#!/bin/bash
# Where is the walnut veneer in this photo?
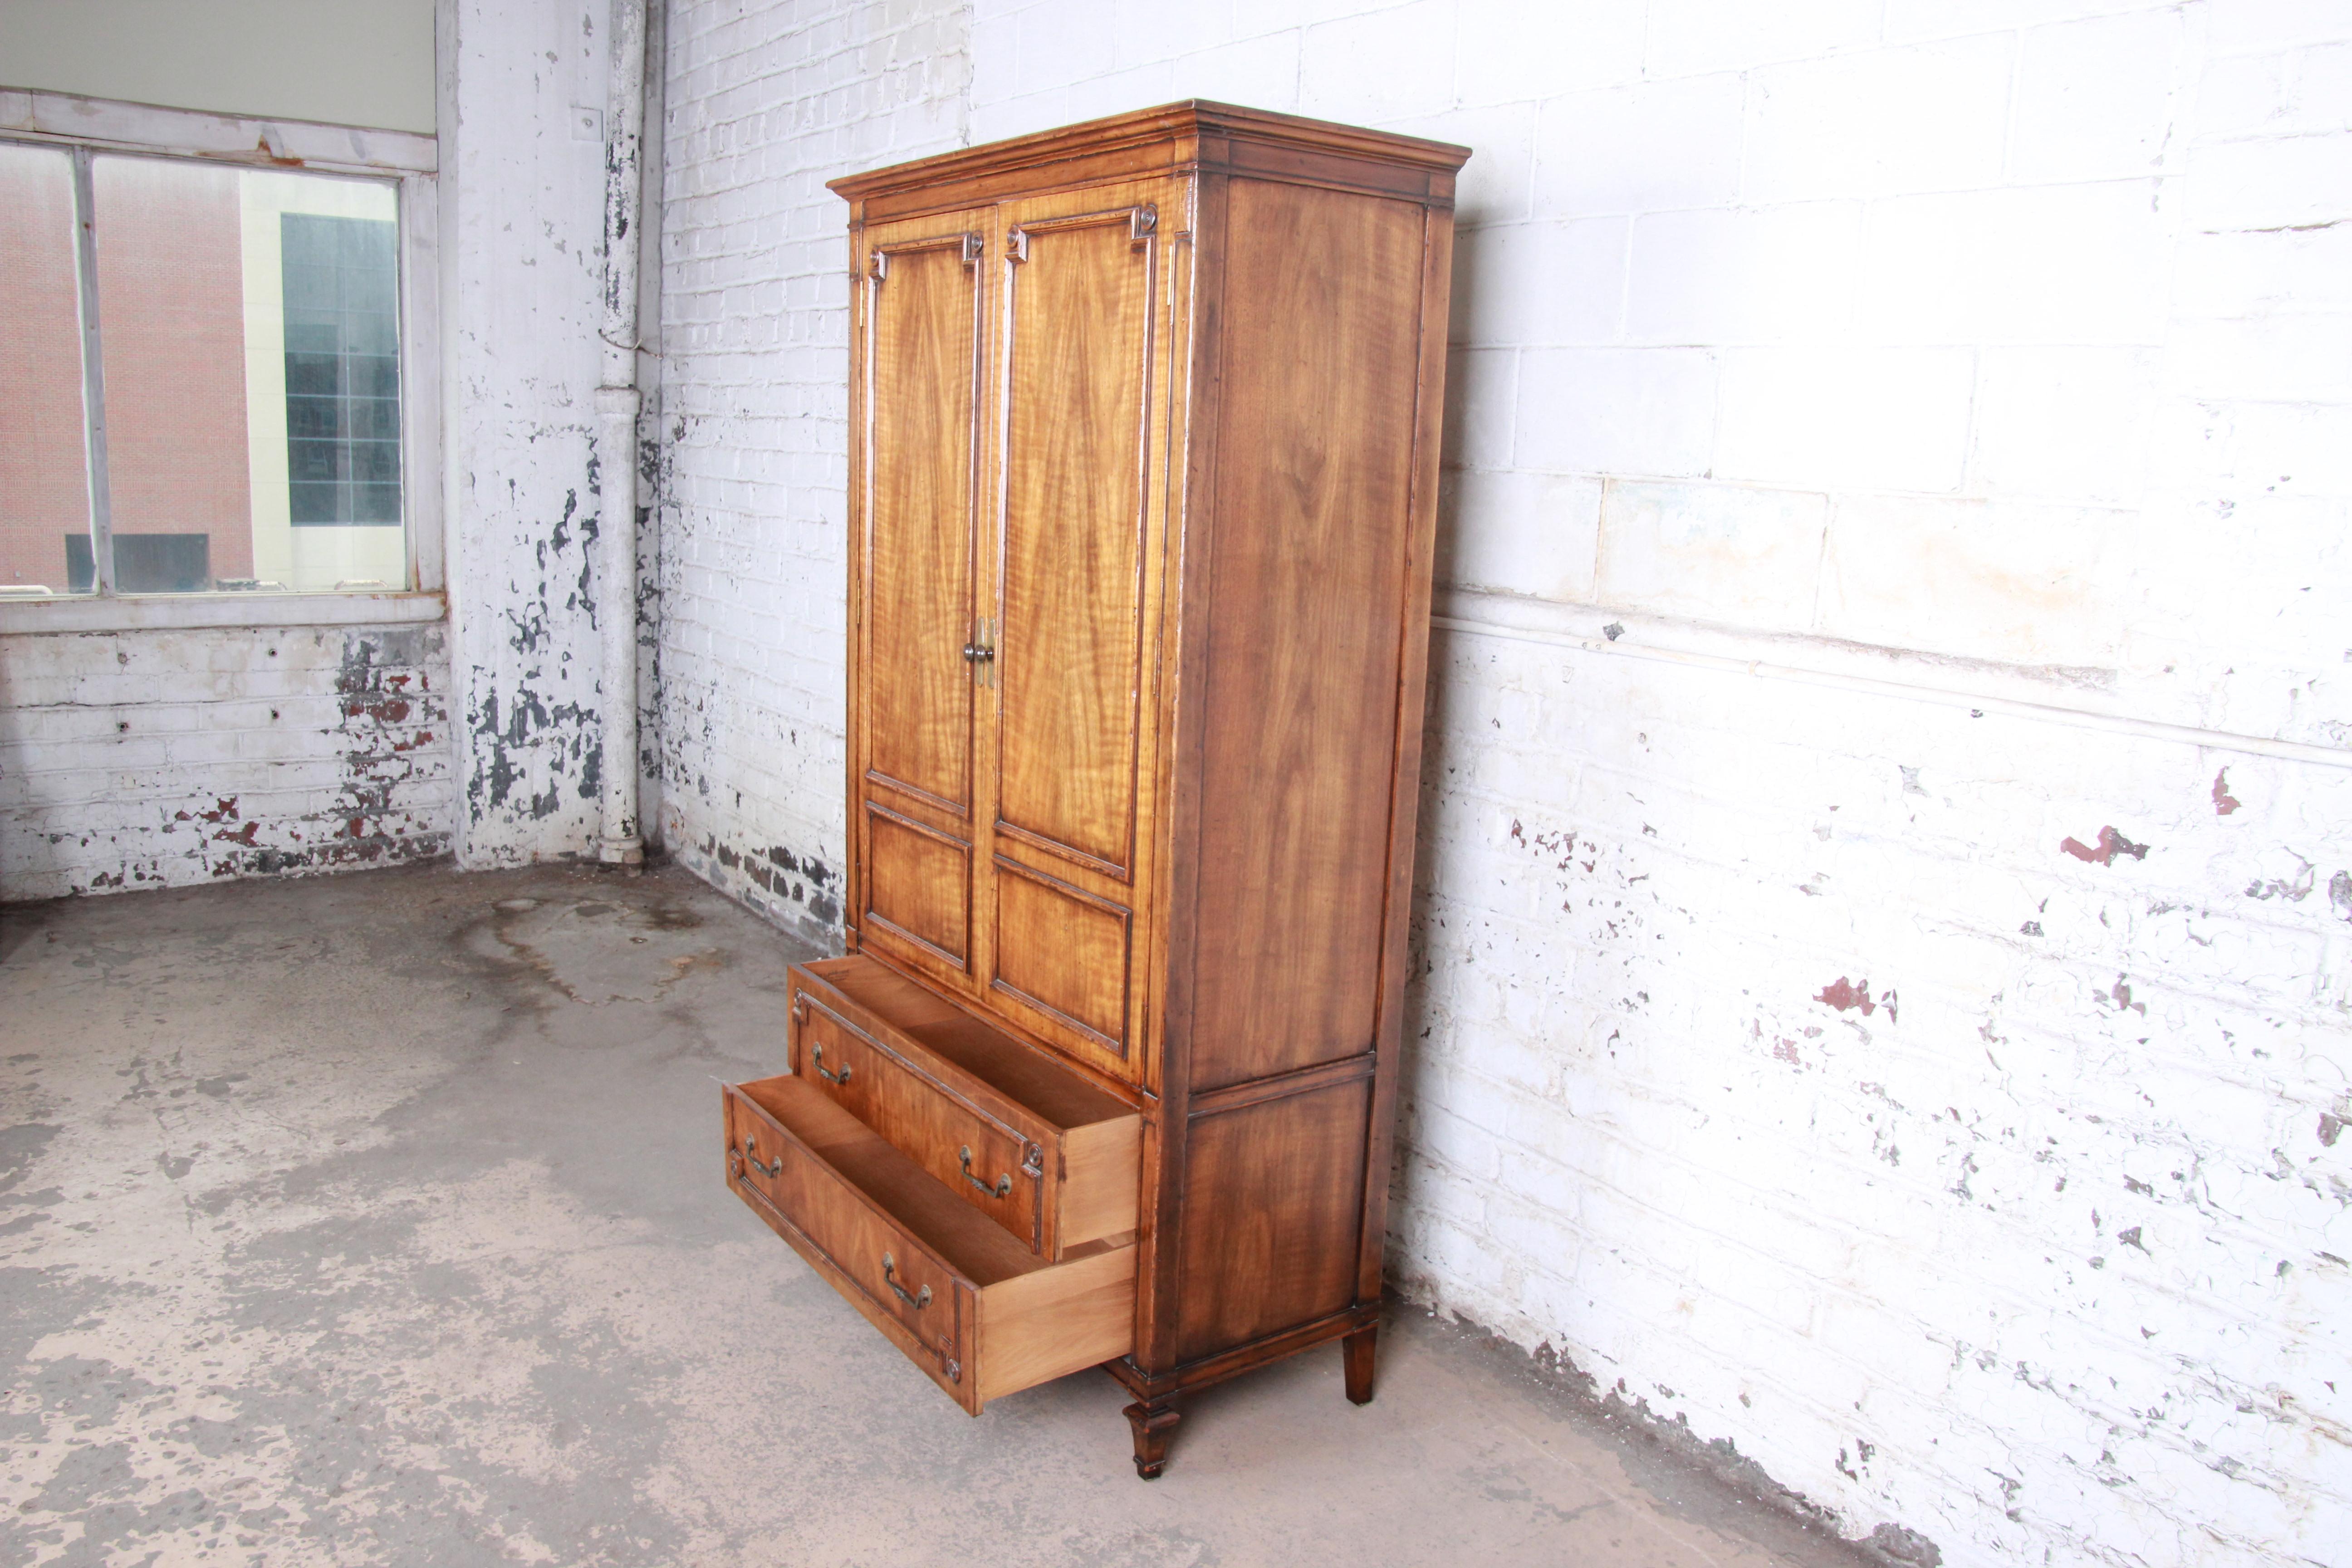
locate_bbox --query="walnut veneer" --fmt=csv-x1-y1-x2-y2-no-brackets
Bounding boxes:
722,100,1467,1476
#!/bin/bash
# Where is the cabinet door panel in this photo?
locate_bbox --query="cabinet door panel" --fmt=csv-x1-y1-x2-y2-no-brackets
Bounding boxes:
852,213,993,990
864,230,985,813
865,806,971,967
993,207,1157,876
991,858,1131,1053
974,181,1181,1088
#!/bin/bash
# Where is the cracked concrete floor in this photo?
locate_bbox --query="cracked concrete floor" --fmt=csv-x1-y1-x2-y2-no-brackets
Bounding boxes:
1,861,1872,1567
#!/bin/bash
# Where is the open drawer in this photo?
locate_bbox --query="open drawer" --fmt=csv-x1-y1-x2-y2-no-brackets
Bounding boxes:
725,1071,1135,1414
787,956,1140,1260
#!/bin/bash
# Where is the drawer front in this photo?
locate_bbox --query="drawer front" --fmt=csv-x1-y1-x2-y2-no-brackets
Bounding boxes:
725,1086,971,1396
793,990,1045,1251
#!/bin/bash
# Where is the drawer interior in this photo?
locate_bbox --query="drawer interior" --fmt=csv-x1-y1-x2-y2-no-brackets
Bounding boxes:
734,1072,1044,1289
729,1070,1137,1411
803,956,1132,1127
794,955,1142,1254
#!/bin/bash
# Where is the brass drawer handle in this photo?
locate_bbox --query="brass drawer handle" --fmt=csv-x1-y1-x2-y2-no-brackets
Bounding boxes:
740,1137,782,1179
881,1252,932,1310
960,1145,1013,1200
810,1043,851,1086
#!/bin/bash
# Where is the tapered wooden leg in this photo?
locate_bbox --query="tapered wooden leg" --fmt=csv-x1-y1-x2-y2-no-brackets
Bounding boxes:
1124,1398,1181,1479
1343,1323,1377,1405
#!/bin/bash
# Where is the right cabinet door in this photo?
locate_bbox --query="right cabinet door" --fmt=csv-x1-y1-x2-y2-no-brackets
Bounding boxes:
975,179,1184,1087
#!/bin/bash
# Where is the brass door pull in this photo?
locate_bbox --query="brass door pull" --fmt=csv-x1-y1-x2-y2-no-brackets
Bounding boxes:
960,1145,1013,1199
963,619,998,685
881,1252,932,1309
810,1043,851,1085
739,1137,782,1179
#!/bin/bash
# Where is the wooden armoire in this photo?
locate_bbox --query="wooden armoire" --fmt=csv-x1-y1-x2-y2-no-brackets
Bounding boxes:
722,101,1468,1477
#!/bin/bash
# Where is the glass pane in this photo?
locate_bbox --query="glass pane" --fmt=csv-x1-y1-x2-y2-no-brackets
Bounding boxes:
0,142,93,597
90,157,404,594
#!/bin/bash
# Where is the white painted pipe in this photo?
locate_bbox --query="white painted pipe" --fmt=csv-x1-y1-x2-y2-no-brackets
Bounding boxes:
596,0,648,865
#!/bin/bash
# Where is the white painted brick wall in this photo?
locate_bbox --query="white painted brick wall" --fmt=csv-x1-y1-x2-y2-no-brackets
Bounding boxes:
957,5,2351,1564
0,624,453,900
652,0,970,940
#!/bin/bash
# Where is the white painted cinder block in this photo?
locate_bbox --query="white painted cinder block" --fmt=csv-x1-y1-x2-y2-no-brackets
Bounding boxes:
1298,0,1460,123
1532,74,1746,218
1625,202,1867,346
1713,345,1976,492
1740,35,2014,202
1597,480,1828,632
1451,0,1644,101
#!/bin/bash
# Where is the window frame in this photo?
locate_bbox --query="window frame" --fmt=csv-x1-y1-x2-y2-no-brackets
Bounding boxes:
0,85,440,633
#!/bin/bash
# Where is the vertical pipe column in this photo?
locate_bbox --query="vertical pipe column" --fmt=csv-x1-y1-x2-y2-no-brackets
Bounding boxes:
597,0,648,865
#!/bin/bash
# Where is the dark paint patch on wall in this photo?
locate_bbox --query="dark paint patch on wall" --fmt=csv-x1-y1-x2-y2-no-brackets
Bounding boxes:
663,808,841,948
200,627,455,878
2212,769,2241,815
2060,827,2150,866
464,681,596,823
1818,977,1876,1016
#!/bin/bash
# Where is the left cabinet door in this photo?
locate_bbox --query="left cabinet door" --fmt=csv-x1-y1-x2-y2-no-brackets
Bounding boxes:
849,214,992,988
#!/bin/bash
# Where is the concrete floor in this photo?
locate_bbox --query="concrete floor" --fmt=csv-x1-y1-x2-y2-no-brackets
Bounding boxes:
1,861,1876,1567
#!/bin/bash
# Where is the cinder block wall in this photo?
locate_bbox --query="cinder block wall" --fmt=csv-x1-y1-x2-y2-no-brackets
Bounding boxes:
655,3,2352,1563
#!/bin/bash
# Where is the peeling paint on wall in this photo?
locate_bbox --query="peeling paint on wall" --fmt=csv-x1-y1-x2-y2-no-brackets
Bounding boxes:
444,0,619,869
0,625,454,900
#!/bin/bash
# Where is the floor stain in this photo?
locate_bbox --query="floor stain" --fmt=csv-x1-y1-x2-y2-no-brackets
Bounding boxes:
0,861,1870,1568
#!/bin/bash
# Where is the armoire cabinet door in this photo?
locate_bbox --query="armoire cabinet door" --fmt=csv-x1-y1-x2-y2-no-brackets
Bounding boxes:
851,213,992,985
973,180,1183,1085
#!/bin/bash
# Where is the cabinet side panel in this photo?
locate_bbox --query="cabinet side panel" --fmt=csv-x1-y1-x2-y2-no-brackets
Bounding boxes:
1173,1077,1371,1362
1188,180,1428,1088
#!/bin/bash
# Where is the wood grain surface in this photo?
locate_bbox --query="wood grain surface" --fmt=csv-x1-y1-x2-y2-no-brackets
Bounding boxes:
794,101,1465,1470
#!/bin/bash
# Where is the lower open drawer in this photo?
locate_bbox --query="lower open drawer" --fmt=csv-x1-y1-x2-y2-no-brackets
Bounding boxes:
724,1072,1135,1414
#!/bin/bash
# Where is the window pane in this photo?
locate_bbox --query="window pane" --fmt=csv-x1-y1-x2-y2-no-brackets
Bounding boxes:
0,142,93,597
89,158,404,594
91,156,251,593
279,211,402,541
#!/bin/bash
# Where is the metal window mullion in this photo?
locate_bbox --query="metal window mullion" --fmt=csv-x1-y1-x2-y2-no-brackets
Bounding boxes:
68,147,115,597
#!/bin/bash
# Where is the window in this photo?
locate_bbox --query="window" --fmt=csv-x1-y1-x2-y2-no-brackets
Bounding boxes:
0,143,89,598
284,212,403,530
0,93,436,611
